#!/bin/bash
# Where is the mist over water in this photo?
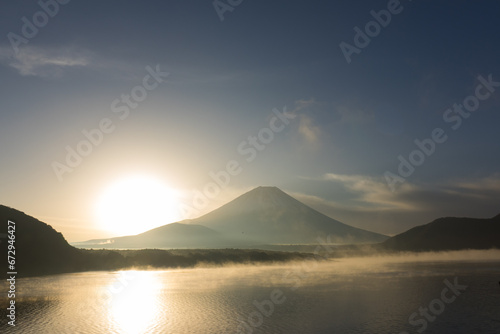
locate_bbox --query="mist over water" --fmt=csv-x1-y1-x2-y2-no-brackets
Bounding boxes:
1,250,499,333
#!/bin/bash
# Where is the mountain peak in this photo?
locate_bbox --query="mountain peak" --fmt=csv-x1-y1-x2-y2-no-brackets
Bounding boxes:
249,186,284,194
254,186,280,189
193,186,387,244
229,186,302,211
247,185,288,196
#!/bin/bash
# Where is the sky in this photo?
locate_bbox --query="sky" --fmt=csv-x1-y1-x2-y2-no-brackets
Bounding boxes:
1,0,499,242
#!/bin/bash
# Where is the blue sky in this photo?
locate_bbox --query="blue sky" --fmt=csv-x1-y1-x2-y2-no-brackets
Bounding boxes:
1,0,499,241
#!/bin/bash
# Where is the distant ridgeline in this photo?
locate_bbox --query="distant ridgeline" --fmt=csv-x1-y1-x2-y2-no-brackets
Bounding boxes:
0,205,314,278
380,214,500,252
75,186,389,249
1,203,499,278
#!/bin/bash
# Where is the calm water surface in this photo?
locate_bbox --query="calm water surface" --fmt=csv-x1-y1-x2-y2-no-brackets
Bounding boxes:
1,252,499,334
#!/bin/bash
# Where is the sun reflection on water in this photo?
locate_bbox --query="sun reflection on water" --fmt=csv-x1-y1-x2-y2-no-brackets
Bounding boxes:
105,271,164,334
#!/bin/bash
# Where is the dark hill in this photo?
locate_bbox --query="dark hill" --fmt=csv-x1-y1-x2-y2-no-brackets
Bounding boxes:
380,214,500,251
0,205,83,277
1,205,314,277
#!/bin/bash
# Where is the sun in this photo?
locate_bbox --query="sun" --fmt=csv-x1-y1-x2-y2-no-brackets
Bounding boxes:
95,175,181,236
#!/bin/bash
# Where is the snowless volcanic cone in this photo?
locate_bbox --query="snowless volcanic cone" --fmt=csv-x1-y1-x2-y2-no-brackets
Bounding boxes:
190,186,388,245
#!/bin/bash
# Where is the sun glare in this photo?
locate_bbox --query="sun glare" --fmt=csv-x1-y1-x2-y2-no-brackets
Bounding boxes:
106,271,164,334
95,175,181,236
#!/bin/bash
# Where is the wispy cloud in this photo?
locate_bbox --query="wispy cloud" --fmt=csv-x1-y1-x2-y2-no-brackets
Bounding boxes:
290,98,325,149
323,173,417,211
287,100,377,151
322,172,500,212
296,172,499,221
298,114,322,148
291,173,500,235
0,45,91,77
293,98,318,112
452,174,500,193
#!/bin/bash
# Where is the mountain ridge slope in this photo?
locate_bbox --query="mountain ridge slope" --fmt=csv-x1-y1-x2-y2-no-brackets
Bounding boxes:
380,214,500,251
76,186,388,248
188,186,388,245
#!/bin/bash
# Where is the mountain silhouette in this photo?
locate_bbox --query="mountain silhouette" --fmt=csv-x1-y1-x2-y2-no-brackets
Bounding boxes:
74,222,233,249
380,214,500,251
0,205,83,277
189,186,388,245
78,186,388,248
2,196,498,278
1,205,318,277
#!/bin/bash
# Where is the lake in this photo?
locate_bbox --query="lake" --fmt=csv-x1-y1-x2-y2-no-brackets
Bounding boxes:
1,250,499,333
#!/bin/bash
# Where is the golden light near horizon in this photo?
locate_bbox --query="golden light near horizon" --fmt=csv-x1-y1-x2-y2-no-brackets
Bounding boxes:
95,175,181,236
